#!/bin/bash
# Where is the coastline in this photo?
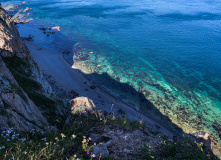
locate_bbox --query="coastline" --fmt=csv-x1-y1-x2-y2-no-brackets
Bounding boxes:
25,40,176,137
1,1,221,158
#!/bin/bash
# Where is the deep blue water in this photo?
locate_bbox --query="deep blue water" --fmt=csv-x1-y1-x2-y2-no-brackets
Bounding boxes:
2,0,221,151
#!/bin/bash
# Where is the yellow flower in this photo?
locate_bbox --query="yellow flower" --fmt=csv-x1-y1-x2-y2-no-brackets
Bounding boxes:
45,142,49,145
74,154,77,158
61,133,66,138
55,137,59,141
83,136,86,139
72,134,76,139
88,137,91,141
94,142,96,146
82,139,86,143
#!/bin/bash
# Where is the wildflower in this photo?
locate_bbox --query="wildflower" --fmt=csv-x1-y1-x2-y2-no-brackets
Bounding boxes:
76,158,80,160
82,139,86,143
94,142,96,146
88,137,91,141
74,154,77,158
7,139,10,141
1,127,7,130
72,134,76,139
55,137,59,141
61,133,66,138
87,151,90,154
83,136,86,139
2,146,5,148
45,142,49,145
24,151,27,154
92,154,96,157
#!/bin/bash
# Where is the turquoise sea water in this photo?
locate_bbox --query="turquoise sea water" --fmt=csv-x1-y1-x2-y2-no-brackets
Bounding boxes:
2,0,221,153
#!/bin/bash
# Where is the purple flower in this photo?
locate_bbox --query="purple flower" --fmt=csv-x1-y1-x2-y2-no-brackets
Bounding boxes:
1,127,7,130
87,151,90,154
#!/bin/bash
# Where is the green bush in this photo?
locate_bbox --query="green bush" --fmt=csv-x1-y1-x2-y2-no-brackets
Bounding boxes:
139,138,217,160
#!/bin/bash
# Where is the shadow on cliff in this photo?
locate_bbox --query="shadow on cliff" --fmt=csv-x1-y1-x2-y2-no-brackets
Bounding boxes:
74,69,183,135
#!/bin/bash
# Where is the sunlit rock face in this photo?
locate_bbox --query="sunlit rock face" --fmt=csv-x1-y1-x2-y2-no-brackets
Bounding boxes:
0,5,51,130
0,5,31,58
0,4,52,94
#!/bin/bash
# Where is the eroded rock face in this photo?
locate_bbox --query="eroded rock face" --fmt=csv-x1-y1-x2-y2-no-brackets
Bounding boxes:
0,56,48,130
0,5,31,58
0,5,52,95
0,5,52,130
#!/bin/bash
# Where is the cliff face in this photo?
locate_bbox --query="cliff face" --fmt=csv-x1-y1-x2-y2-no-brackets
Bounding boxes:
0,5,30,58
0,4,51,130
0,56,48,130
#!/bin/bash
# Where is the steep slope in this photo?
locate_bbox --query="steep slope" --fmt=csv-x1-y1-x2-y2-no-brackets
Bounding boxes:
0,4,51,130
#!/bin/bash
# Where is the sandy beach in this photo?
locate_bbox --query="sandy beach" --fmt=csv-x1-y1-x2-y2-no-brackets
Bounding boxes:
25,40,175,138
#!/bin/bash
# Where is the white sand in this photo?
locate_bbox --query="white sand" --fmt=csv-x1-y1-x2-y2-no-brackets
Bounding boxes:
25,41,175,137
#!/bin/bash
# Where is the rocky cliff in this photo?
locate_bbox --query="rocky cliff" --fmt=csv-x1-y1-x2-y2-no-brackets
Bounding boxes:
0,4,52,130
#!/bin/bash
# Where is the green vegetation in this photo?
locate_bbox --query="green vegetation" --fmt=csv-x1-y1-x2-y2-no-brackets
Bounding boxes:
2,56,65,128
106,117,145,132
1,57,217,160
0,112,217,160
139,138,216,160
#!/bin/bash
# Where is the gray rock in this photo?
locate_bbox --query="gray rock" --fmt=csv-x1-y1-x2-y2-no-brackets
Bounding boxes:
93,143,109,157
192,131,211,150
105,135,120,148
123,148,130,153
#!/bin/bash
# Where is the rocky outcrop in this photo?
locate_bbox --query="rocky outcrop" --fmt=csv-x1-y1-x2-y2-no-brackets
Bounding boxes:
0,5,52,94
69,96,96,115
0,5,52,130
0,56,48,130
66,97,96,125
0,5,30,58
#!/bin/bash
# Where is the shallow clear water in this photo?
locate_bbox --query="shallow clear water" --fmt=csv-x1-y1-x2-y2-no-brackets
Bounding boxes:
3,0,221,151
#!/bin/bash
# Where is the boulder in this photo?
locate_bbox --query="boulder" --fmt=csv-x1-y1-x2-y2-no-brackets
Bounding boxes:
70,97,96,115
93,142,109,157
192,131,211,150
66,97,96,125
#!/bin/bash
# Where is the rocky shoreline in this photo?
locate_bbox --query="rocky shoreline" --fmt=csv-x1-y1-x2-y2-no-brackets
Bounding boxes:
0,1,220,159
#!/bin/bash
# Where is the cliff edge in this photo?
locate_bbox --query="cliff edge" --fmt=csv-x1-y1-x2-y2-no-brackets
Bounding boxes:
0,4,52,130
